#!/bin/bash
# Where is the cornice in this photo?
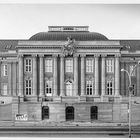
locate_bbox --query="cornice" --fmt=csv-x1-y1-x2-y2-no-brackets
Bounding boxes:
16,45,122,49
18,40,120,46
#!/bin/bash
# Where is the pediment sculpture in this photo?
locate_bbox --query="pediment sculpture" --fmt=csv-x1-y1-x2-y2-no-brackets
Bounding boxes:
62,37,76,56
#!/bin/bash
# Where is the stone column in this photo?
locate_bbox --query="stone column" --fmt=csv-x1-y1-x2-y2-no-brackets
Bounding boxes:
0,62,1,95
101,54,106,96
94,54,99,96
12,62,17,96
53,55,58,96
115,54,120,96
81,54,86,96
32,54,37,96
39,54,44,97
74,54,79,96
60,55,65,96
18,54,24,96
8,62,12,96
137,64,140,96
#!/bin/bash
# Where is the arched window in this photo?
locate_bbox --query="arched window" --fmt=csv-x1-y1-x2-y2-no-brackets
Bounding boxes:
91,106,98,121
42,106,49,120
66,106,74,121
66,81,73,96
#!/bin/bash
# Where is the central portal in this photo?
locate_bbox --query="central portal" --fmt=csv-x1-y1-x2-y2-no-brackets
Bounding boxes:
66,106,74,121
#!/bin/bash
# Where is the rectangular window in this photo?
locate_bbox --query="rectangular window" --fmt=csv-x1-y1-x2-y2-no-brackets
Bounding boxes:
25,59,32,72
3,84,8,95
65,59,73,72
86,79,94,95
3,64,8,76
45,80,52,96
130,65,136,76
25,79,32,95
86,59,94,73
45,59,53,72
106,59,114,73
132,84,135,96
106,80,113,95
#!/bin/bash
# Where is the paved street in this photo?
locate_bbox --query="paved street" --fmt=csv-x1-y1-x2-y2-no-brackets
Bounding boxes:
0,126,139,138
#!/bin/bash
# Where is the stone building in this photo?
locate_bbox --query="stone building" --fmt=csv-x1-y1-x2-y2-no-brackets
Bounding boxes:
0,26,140,123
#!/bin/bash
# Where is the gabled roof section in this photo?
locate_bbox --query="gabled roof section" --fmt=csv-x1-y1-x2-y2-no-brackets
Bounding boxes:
0,40,18,51
120,40,140,52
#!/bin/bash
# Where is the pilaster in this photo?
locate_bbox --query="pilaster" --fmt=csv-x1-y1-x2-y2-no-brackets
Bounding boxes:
94,54,100,96
18,54,24,97
53,54,58,96
74,54,79,96
39,54,44,97
115,54,120,96
8,62,12,96
101,54,106,96
80,54,86,96
32,54,37,96
60,55,65,96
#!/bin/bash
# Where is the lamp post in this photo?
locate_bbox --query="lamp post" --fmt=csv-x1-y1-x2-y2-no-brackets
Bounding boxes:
121,61,140,138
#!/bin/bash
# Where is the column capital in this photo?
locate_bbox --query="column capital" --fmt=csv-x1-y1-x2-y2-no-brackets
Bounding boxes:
38,54,44,58
73,54,79,58
101,54,107,58
115,54,121,58
59,54,65,58
32,54,38,58
18,54,24,58
80,54,86,57
52,54,58,58
94,54,100,58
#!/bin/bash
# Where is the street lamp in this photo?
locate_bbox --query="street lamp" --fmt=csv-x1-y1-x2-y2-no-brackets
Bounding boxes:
121,61,140,138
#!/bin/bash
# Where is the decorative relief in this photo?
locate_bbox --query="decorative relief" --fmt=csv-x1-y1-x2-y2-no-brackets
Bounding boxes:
5,45,12,50
106,76,114,81
62,37,76,56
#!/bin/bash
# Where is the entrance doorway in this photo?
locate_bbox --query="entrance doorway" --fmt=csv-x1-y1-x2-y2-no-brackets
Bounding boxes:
42,106,49,120
91,106,98,121
66,106,74,121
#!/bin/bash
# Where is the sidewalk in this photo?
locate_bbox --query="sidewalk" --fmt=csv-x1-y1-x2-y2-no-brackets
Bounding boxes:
0,120,140,128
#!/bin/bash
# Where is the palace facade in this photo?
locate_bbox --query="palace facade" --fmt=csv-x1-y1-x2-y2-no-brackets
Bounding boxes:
0,26,140,123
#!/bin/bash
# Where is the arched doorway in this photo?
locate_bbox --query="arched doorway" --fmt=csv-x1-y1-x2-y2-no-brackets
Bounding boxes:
91,106,98,121
42,106,49,120
66,81,73,96
66,106,74,121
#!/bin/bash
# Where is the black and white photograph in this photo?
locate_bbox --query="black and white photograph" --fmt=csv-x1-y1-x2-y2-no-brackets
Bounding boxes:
0,0,140,139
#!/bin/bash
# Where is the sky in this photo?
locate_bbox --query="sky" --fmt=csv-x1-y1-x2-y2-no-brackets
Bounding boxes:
0,3,140,40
